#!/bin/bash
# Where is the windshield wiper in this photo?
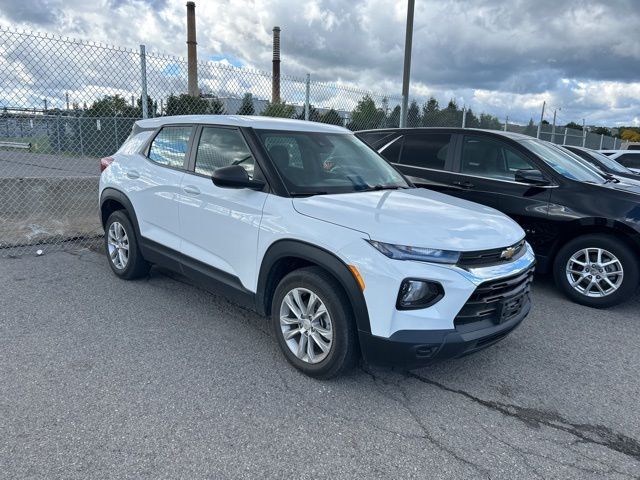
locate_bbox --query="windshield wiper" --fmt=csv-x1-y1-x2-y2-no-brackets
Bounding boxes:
361,185,409,192
289,191,329,197
603,173,620,183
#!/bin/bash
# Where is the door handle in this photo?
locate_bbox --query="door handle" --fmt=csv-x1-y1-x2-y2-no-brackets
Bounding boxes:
183,185,201,195
126,170,140,179
452,180,475,189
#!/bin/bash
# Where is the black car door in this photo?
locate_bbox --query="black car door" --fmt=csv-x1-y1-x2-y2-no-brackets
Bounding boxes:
381,132,473,199
455,134,553,249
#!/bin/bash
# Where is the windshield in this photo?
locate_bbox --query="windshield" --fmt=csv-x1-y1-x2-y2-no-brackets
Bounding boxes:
521,139,605,184
581,149,633,174
256,130,410,195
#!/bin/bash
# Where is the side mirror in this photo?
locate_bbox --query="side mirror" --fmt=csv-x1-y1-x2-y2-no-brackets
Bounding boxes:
211,165,265,190
212,165,265,190
514,169,551,186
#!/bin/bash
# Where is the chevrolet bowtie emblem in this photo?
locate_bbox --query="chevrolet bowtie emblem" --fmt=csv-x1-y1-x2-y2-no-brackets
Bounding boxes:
500,247,517,260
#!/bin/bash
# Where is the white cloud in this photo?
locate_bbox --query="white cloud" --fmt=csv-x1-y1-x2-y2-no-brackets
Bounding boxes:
0,0,638,125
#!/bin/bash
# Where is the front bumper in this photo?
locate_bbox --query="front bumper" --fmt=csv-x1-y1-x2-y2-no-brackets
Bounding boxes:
359,294,530,369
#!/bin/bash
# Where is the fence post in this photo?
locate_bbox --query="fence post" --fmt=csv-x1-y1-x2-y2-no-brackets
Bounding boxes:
114,117,118,152
563,128,567,145
461,107,466,128
56,114,61,153
78,116,84,156
599,134,604,150
581,119,586,147
536,101,545,139
504,115,508,131
304,73,310,121
613,137,617,149
140,44,149,119
550,109,557,143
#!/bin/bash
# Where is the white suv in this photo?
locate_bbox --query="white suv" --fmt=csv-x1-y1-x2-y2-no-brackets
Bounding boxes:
99,115,536,378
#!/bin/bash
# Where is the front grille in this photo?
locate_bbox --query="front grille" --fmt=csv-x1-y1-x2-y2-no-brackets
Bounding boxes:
455,266,534,329
457,240,526,268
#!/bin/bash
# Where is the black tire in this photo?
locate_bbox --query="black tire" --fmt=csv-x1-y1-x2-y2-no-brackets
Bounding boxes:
271,267,358,379
553,234,639,308
104,210,150,280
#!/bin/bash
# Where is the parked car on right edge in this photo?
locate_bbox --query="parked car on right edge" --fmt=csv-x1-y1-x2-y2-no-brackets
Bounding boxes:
562,145,640,182
598,150,640,173
357,128,640,308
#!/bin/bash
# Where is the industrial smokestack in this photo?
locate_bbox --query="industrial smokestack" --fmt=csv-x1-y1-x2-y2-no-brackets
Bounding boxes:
186,1,198,97
272,26,281,103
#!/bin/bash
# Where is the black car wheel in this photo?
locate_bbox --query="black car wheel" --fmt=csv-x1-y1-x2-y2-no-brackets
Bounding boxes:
553,234,639,308
271,267,358,379
104,210,150,280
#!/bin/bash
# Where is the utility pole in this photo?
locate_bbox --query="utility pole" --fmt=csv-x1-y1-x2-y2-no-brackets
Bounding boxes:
536,101,545,139
272,27,281,103
43,98,48,112
399,0,415,128
65,92,69,110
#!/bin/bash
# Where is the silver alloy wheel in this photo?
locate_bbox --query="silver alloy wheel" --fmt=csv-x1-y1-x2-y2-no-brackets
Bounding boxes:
279,287,333,364
565,247,624,297
107,221,130,270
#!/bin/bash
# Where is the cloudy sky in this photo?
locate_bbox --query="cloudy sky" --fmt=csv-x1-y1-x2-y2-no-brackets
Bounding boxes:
0,0,638,126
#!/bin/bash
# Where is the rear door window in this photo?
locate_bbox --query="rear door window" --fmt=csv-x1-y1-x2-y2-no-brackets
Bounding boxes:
615,154,640,169
148,126,193,169
399,134,451,170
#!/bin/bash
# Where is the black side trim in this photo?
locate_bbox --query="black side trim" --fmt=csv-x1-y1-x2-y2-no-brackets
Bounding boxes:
139,238,256,311
256,240,371,333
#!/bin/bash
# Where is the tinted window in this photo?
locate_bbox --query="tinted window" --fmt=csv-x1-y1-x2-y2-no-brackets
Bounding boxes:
572,148,631,174
148,126,192,168
358,132,394,147
615,154,640,169
628,145,640,150
379,136,402,163
400,134,451,169
460,136,535,181
195,127,255,178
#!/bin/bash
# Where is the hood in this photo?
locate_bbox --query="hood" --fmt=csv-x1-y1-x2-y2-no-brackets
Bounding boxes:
293,188,525,251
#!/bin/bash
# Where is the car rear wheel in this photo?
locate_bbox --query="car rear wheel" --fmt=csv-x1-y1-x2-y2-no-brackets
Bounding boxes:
553,234,639,308
104,210,150,280
271,267,358,379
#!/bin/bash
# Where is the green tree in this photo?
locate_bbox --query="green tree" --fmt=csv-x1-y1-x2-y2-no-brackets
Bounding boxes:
479,113,502,130
262,100,295,118
524,118,537,136
388,105,401,128
407,100,420,127
136,95,157,117
166,94,210,115
318,108,343,126
591,126,612,136
236,93,255,115
421,97,440,126
565,121,583,131
464,108,480,128
296,105,320,122
440,99,461,127
347,95,385,130
205,95,226,114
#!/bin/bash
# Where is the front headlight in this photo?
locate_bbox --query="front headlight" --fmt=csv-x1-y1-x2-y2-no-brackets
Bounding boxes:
367,240,461,264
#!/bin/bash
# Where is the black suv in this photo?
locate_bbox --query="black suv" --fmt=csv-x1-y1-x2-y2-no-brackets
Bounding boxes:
562,145,640,182
356,128,640,308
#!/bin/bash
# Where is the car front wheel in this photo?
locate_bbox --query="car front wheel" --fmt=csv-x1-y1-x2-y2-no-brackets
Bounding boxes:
271,267,358,379
553,234,639,308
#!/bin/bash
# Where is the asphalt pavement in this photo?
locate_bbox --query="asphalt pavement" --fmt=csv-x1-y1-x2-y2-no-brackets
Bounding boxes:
1,247,639,479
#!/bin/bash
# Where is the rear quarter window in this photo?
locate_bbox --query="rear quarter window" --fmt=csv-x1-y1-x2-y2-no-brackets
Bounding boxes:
400,134,452,170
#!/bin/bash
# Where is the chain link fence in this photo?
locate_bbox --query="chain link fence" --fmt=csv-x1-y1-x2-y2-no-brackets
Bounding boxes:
0,25,623,256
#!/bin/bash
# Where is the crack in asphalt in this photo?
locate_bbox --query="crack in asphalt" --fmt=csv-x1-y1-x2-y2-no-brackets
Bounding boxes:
406,372,640,465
